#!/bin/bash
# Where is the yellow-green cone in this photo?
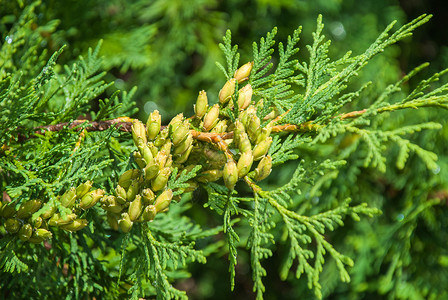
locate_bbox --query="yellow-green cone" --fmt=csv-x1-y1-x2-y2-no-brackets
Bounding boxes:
237,84,253,110
39,202,56,219
126,181,140,202
173,134,193,155
18,224,33,241
132,120,147,147
237,151,254,178
254,155,272,181
118,213,133,233
174,144,193,164
79,189,104,210
234,61,253,83
128,195,143,221
5,218,21,233
115,185,127,204
253,137,272,161
219,78,236,104
151,167,171,191
195,90,208,118
223,159,238,190
48,213,77,226
203,104,220,131
118,169,140,189
172,121,190,146
146,110,161,141
142,205,157,221
60,188,77,208
101,195,123,214
154,189,173,213
75,181,93,199
141,188,155,205
16,199,42,219
60,219,88,232
247,114,261,143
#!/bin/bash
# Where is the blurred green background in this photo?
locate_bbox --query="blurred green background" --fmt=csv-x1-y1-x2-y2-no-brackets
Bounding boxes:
2,0,448,299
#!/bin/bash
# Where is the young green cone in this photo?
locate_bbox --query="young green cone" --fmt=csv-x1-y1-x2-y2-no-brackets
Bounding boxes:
254,155,272,181
203,104,220,131
18,224,33,241
75,181,93,199
60,219,88,232
223,159,238,190
5,218,21,233
142,205,157,221
237,151,254,178
253,136,273,161
237,84,253,110
60,188,77,208
16,199,42,219
118,213,133,233
154,189,173,213
219,78,236,104
118,169,140,189
151,167,171,191
101,195,123,214
146,110,161,141
132,120,147,147
195,90,208,118
234,61,253,83
141,188,155,205
79,189,104,210
128,195,143,221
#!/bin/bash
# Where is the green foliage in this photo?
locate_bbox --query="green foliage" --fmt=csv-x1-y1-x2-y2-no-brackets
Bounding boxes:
1,2,448,300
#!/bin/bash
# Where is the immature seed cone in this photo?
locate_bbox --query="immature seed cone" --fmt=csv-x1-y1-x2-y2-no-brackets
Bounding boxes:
144,162,160,181
126,181,140,202
60,188,77,208
118,169,140,189
254,155,272,181
115,185,127,204
223,159,238,190
211,120,228,133
237,151,254,178
0,202,16,218
79,189,104,210
40,202,56,219
101,195,123,214
76,181,93,199
195,90,208,118
237,84,253,110
234,61,253,83
219,78,237,104
238,132,252,153
142,205,157,221
35,228,52,239
60,219,88,232
141,188,155,205
172,121,190,146
118,213,133,233
132,120,147,147
247,114,261,143
32,217,43,228
18,224,33,241
154,189,173,213
256,124,273,144
48,213,77,226
173,134,193,155
197,169,223,183
253,136,273,161
139,143,154,165
16,199,42,219
146,110,161,141
5,218,21,234
174,144,193,164
128,195,143,221
203,104,220,131
133,151,147,169
151,167,171,191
